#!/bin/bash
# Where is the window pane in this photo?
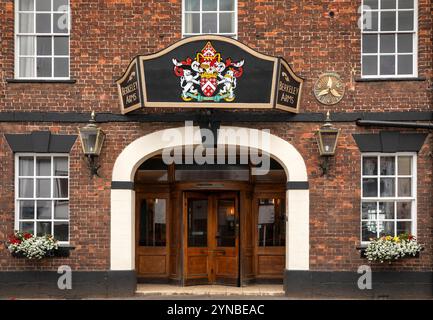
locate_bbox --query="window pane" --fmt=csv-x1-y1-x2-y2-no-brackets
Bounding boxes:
362,221,377,241
185,0,200,11
258,199,285,247
203,0,217,11
219,12,234,33
398,11,413,31
380,34,395,53
362,34,378,53
398,177,411,196
19,57,35,77
54,58,69,77
220,0,235,11
217,199,236,247
37,200,52,219
36,178,51,197
54,157,68,176
54,200,69,219
20,0,34,11
397,221,411,235
54,178,68,198
380,11,396,31
36,0,51,11
19,178,34,198
54,222,69,241
202,13,217,33
397,202,411,219
381,0,396,9
54,0,68,11
37,36,52,55
19,200,35,219
36,13,51,33
397,34,413,53
188,199,208,247
397,55,413,74
363,178,378,197
378,221,395,237
139,199,166,246
380,55,395,75
184,13,200,33
398,0,413,9
380,178,395,197
363,11,378,31
53,13,69,33
19,36,35,55
37,57,52,77
362,56,378,75
19,13,34,33
54,36,69,55
398,156,412,175
380,156,395,175
36,156,51,176
36,221,52,236
362,202,377,220
379,202,394,219
20,222,34,234
363,157,378,175
364,0,378,9
19,157,34,176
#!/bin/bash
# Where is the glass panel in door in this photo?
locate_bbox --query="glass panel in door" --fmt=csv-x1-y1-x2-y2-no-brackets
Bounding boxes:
216,199,236,247
188,199,208,247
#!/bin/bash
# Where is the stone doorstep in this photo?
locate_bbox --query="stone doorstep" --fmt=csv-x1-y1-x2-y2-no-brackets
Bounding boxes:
135,285,285,297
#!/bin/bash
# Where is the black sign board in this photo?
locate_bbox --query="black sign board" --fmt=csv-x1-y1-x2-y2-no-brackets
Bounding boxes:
275,59,303,113
116,35,303,114
117,58,142,114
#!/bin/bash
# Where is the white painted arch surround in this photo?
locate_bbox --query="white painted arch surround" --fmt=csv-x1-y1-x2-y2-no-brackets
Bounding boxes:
110,126,309,272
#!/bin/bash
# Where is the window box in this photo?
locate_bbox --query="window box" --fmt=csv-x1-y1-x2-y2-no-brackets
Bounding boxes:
356,234,423,263
10,245,75,259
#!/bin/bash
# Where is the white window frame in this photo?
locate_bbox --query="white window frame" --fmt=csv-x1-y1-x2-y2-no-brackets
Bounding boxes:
360,152,417,244
182,0,238,38
14,0,71,80
361,0,418,79
15,153,70,245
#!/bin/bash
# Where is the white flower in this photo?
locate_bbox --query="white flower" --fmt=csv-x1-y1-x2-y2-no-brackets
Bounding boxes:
7,234,58,260
365,237,422,264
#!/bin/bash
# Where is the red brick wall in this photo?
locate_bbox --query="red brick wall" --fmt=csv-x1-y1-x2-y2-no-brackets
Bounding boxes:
0,0,431,113
0,1,432,272
0,122,432,271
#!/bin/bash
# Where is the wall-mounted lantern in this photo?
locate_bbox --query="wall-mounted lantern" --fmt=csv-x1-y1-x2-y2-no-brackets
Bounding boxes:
315,111,340,175
78,111,106,177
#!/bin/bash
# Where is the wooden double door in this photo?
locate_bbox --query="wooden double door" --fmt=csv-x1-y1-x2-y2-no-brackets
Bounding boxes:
184,191,239,286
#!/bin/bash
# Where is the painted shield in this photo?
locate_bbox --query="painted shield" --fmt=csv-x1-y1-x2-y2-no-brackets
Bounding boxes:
200,77,218,97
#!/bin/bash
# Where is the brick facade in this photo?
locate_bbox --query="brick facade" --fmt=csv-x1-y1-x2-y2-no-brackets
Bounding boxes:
0,0,432,294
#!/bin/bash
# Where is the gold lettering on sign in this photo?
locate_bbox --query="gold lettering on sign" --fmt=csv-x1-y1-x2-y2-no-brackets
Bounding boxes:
121,82,138,104
278,80,298,105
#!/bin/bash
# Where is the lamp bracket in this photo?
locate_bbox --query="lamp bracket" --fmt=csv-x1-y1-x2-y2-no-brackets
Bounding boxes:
86,155,101,177
319,156,331,176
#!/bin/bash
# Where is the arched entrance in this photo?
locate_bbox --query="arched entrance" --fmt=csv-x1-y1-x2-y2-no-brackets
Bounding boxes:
110,126,309,285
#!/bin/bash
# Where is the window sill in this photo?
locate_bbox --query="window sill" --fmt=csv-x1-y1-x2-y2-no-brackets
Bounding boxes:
6,79,77,84
355,77,426,83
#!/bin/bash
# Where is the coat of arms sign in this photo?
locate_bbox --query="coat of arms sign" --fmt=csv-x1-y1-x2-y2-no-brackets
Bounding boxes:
172,41,244,102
